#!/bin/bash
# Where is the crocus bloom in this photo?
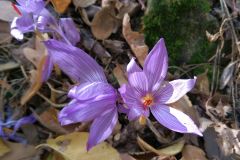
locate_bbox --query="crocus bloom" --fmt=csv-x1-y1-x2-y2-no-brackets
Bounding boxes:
44,39,118,150
119,38,202,136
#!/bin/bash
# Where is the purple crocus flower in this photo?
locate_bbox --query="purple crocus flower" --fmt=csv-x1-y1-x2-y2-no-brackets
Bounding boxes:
119,38,202,136
44,39,118,150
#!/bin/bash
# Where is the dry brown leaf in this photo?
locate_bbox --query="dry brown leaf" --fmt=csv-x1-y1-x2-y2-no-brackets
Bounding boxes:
51,0,71,13
137,136,185,156
35,107,68,134
37,132,121,160
73,0,96,8
0,139,10,157
117,1,139,19
206,31,220,42
181,145,207,160
195,70,210,95
91,6,118,40
113,64,128,85
0,21,12,44
122,14,148,66
120,153,136,160
0,141,37,160
220,61,237,89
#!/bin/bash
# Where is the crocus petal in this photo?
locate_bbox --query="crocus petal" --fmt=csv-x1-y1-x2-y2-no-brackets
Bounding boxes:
151,105,202,136
17,0,45,13
11,16,34,40
68,82,116,102
59,18,80,46
143,38,168,90
59,99,115,125
128,72,148,94
11,115,36,135
128,107,149,120
41,54,53,82
157,78,196,104
44,39,107,83
87,108,118,151
127,58,142,75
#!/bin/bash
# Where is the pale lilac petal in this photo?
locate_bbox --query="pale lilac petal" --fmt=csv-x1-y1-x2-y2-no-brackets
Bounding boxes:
128,107,149,120
68,82,116,102
44,39,107,83
143,38,168,90
41,54,53,82
151,105,202,136
118,104,129,114
157,78,196,104
128,72,148,94
59,18,80,45
87,108,118,150
11,115,36,135
127,58,142,75
118,84,142,108
59,99,115,125
17,0,45,13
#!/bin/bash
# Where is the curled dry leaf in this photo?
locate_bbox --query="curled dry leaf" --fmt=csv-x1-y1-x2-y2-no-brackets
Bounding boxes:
0,21,12,44
37,132,121,160
51,0,71,13
113,64,128,85
73,0,96,8
206,31,220,42
91,6,118,40
122,14,148,66
137,136,185,156
117,1,139,19
180,145,207,160
220,61,237,89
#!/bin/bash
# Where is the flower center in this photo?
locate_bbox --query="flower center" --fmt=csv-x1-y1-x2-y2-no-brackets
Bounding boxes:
142,94,154,109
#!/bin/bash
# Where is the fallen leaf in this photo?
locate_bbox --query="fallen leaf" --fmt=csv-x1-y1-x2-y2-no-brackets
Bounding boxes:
0,1,19,22
196,70,210,95
113,64,128,86
91,6,118,40
0,21,12,44
0,139,10,157
0,141,37,160
51,0,71,13
137,136,185,156
35,107,68,134
220,61,237,89
73,0,96,8
181,145,207,160
122,14,148,66
120,153,136,160
117,1,139,19
37,132,121,160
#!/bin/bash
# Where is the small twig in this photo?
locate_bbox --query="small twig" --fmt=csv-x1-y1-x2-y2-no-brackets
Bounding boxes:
36,92,67,108
146,118,171,144
46,82,67,94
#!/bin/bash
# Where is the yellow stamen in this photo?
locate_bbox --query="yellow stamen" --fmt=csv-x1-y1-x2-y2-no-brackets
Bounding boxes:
141,93,154,109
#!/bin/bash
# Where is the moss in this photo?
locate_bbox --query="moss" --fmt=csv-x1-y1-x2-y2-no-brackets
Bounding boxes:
143,0,217,75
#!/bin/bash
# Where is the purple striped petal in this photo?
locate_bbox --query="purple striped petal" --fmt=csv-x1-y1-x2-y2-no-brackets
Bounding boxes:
59,99,115,125
59,18,80,46
127,58,142,75
143,38,168,90
157,78,196,104
87,108,118,151
128,72,148,94
41,54,53,82
151,105,202,136
68,82,116,102
44,39,107,83
11,16,34,40
17,0,45,13
128,107,149,120
11,115,36,136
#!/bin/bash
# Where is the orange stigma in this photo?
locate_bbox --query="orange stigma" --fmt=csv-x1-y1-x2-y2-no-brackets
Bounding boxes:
142,94,154,109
